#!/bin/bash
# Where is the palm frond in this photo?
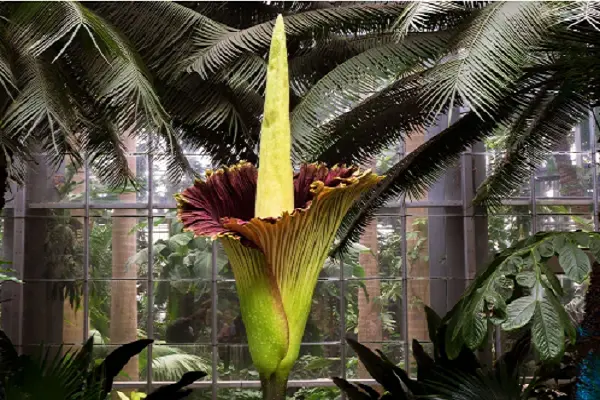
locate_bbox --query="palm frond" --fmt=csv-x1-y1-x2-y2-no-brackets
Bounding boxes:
3,53,82,169
314,73,424,166
422,1,552,120
553,0,600,31
289,32,396,97
0,39,16,101
291,32,448,163
163,75,261,164
331,85,530,256
473,82,589,207
392,1,464,41
56,55,135,190
186,3,407,79
89,2,229,81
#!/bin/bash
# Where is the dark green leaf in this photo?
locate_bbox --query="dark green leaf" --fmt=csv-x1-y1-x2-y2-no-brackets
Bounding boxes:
557,242,590,283
501,295,536,330
537,241,554,258
515,271,536,288
532,296,564,361
463,313,487,349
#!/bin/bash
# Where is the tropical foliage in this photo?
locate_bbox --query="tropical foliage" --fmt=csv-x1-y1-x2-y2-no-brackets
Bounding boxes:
0,329,206,400
445,231,600,362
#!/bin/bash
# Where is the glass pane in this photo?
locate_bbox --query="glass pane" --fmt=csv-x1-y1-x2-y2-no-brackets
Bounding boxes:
537,214,593,232
88,280,148,346
153,280,212,345
152,154,212,206
289,344,342,380
25,155,86,206
217,344,256,381
89,154,148,205
151,344,212,382
94,345,148,381
89,214,148,279
23,211,85,280
485,209,533,253
345,279,402,343
20,281,83,345
474,153,531,198
535,152,593,198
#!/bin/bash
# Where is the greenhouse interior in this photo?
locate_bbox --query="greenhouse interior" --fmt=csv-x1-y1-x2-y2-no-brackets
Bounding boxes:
0,2,599,400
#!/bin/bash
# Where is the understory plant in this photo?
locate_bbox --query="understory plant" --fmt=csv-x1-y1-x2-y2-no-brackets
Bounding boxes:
444,231,600,361
0,330,206,399
334,306,538,400
176,15,382,399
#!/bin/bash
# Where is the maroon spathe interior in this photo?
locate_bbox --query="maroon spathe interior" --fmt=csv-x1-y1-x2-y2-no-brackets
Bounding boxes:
178,163,358,238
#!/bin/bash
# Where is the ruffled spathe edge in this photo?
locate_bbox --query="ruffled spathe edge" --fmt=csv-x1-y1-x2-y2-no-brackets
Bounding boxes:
176,161,383,243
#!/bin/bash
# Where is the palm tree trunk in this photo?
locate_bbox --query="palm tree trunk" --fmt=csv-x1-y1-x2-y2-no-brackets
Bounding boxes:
110,136,139,384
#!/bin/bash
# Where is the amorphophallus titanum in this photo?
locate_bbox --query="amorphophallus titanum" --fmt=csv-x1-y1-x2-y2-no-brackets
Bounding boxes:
176,15,383,399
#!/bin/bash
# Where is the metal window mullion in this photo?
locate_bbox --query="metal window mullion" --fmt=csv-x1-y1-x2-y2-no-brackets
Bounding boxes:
82,156,90,343
531,174,537,233
589,111,599,230
400,195,410,374
146,146,154,392
339,256,346,400
13,186,25,348
211,241,218,400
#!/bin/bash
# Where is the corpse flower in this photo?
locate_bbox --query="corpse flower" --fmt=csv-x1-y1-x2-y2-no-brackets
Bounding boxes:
176,15,382,399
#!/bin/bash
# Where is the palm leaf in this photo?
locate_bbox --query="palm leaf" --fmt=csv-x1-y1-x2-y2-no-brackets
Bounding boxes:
289,32,396,97
3,53,82,168
313,73,426,166
422,1,552,119
89,2,229,81
186,3,407,78
291,32,449,163
473,82,589,207
392,1,464,40
0,39,16,101
331,81,538,256
554,0,600,30
9,1,193,182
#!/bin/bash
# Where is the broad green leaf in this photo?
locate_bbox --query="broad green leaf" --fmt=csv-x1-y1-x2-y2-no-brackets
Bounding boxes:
557,242,590,283
154,243,167,255
543,285,576,345
532,296,565,361
516,271,536,288
552,235,566,251
464,313,487,349
574,232,590,247
590,237,600,261
537,241,554,258
502,296,536,330
539,260,564,296
169,232,194,248
502,256,523,273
